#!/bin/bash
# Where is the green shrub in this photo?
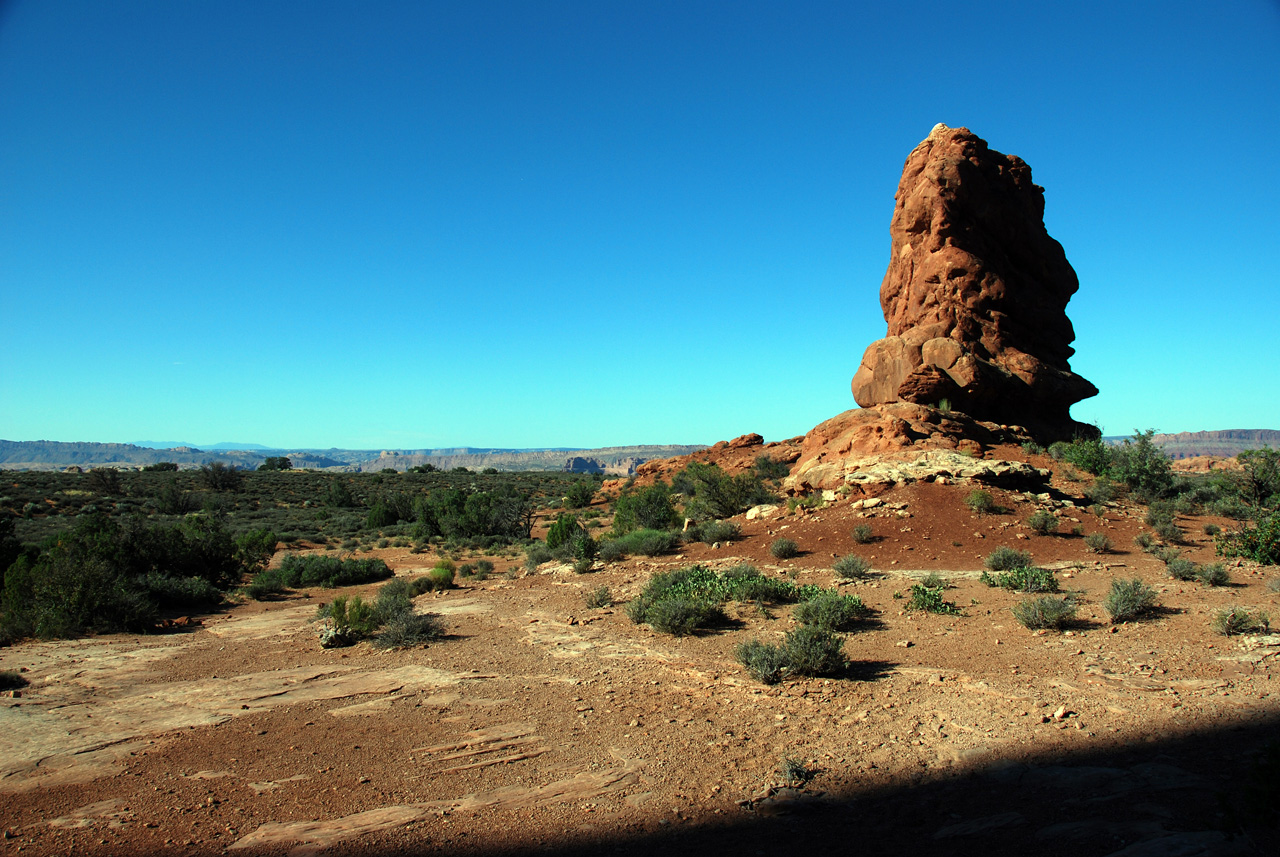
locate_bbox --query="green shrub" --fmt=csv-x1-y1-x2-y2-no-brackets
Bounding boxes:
965,490,996,515
687,519,741,544
1154,519,1184,544
985,546,1033,571
734,640,789,685
142,573,223,608
1212,607,1270,637
1103,578,1159,623
572,557,594,574
1152,546,1181,565
276,554,394,588
793,591,867,631
320,595,379,638
1027,509,1059,535
611,481,680,534
373,583,413,623
199,461,244,492
832,554,871,580
919,572,949,589
372,612,443,649
597,539,626,563
1134,533,1155,551
906,583,960,614
1084,533,1114,554
1058,434,1112,476
1215,511,1280,565
851,524,874,544
245,568,286,600
770,538,799,559
563,479,597,510
644,598,725,636
609,528,681,557
546,513,586,550
1084,478,1118,505
426,565,455,590
0,670,28,690
780,626,848,676
673,462,774,520
754,455,791,481
1110,430,1173,499
628,564,817,630
1013,595,1076,630
1204,523,1221,536
1021,441,1046,456
583,586,613,608
524,544,553,570
1167,557,1199,581
1195,562,1230,587
980,566,1058,593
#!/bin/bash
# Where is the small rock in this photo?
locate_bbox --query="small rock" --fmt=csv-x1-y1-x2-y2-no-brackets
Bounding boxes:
895,640,914,648
1052,705,1068,721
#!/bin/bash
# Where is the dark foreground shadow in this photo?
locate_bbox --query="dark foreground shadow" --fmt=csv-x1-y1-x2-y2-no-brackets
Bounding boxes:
362,708,1280,857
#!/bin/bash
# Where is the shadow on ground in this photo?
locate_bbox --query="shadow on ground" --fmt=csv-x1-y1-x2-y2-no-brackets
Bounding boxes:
368,710,1280,857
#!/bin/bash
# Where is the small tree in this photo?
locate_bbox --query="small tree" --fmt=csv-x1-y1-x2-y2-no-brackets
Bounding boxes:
258,456,292,472
198,461,244,492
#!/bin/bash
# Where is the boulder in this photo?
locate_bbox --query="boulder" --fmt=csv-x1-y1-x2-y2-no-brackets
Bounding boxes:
850,124,1097,439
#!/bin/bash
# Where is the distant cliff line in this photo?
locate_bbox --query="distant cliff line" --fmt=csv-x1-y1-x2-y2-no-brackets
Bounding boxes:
0,440,706,474
1104,429,1279,460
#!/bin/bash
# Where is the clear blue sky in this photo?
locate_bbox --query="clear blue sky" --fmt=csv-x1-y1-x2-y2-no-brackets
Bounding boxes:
2,1,1277,450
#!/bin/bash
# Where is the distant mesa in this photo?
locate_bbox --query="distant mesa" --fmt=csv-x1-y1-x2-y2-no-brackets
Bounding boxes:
849,123,1097,441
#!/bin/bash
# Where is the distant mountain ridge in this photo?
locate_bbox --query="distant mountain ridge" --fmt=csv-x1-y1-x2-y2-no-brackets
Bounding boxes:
0,440,706,474
1103,429,1279,459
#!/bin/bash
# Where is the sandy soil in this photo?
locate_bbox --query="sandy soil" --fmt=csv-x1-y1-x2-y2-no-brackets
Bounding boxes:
2,447,1278,856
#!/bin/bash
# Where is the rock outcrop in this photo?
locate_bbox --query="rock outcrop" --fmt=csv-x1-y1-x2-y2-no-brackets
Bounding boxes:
850,124,1096,439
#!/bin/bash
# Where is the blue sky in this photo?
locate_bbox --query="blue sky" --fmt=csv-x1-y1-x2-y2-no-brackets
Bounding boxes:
2,1,1277,450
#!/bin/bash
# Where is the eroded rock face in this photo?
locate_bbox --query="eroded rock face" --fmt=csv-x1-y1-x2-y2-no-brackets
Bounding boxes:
851,124,1097,439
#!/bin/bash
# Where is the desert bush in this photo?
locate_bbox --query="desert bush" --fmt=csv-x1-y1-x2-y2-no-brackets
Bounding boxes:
985,546,1033,572
276,554,393,588
373,583,413,623
1204,523,1221,536
0,670,28,690
562,479,597,510
832,554,871,580
1236,448,1280,508
1084,477,1118,505
141,573,222,608
793,591,867,631
1267,577,1280,594
628,565,817,630
583,586,613,608
199,461,244,492
1021,441,1046,456
851,524,874,544
674,462,774,520
319,595,379,639
906,583,960,614
609,528,681,557
1057,434,1112,476
245,569,286,600
1134,532,1155,551
1215,511,1280,565
781,626,848,676
597,539,626,563
372,611,444,649
546,513,586,551
754,455,791,481
524,543,553,570
980,565,1058,593
425,564,455,590
919,572,949,589
965,490,996,515
1013,595,1076,630
686,519,741,544
1103,578,1159,623
1110,430,1173,500
1195,562,1230,587
644,597,725,636
86,467,123,495
734,640,789,685
1151,546,1181,565
1027,509,1059,535
770,538,799,559
572,557,594,574
1154,519,1184,544
1167,557,1199,581
142,461,179,472
1212,607,1270,637
1084,533,1114,554
611,481,680,534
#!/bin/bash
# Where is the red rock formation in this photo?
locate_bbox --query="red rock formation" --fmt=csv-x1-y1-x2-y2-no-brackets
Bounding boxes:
851,124,1096,440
